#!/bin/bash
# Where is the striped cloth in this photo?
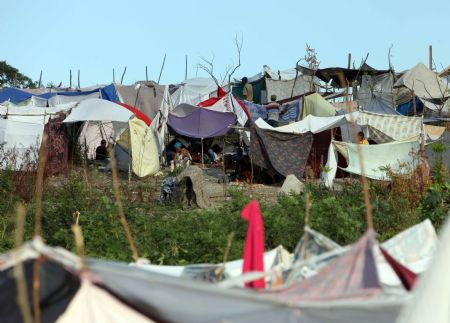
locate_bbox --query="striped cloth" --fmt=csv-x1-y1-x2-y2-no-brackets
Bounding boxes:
357,111,422,143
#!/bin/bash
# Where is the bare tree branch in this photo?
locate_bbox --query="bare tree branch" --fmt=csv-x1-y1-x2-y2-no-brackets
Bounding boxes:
227,34,243,86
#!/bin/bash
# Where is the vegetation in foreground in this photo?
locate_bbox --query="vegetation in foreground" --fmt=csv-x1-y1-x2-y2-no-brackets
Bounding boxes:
0,145,449,265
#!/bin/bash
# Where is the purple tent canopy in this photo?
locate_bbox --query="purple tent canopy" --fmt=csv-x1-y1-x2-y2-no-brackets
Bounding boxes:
168,104,236,139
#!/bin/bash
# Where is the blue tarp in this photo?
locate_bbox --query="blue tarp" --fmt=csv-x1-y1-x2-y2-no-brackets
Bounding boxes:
0,85,118,104
280,99,302,122
397,97,423,116
244,101,267,121
0,88,33,104
100,84,119,102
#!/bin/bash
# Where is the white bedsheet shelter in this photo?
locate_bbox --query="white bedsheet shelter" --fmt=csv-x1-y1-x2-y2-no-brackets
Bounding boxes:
63,98,134,123
0,118,44,170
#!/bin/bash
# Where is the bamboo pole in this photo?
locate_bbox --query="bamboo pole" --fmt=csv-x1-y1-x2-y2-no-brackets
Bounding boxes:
157,54,167,84
69,70,72,88
77,70,80,88
38,71,42,88
145,66,148,82
111,154,139,261
14,204,33,323
120,67,127,85
113,68,115,83
185,55,188,81
429,45,433,70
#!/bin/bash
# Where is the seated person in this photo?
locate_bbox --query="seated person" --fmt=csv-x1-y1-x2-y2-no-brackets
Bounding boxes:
357,131,369,145
95,140,109,165
208,144,223,164
171,141,192,170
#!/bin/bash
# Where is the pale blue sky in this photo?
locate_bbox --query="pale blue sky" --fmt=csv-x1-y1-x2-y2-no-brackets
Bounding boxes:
1,0,449,87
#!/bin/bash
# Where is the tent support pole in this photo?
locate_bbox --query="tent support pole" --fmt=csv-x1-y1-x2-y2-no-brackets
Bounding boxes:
201,138,204,168
128,127,132,185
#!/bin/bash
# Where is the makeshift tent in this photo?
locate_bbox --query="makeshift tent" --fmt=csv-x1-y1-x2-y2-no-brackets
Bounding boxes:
171,77,218,106
325,139,420,181
302,93,337,118
128,118,159,177
250,124,313,179
358,73,395,110
117,103,152,125
394,62,450,101
365,98,400,115
78,121,114,159
245,98,303,123
199,92,249,126
115,82,168,120
0,118,44,170
168,104,236,138
63,98,134,123
396,97,424,116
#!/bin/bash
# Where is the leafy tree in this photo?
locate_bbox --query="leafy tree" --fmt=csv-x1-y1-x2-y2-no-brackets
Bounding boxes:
0,60,36,88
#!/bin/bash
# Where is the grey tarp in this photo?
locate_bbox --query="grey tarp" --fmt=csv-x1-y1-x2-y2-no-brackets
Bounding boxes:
86,258,406,323
394,63,450,101
365,98,400,115
358,73,395,110
116,82,166,119
265,76,319,102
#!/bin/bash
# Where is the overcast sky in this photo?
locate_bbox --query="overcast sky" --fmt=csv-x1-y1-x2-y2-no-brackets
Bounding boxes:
1,0,449,87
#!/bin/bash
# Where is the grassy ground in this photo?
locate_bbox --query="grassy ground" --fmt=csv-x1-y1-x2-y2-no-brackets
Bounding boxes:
0,159,449,265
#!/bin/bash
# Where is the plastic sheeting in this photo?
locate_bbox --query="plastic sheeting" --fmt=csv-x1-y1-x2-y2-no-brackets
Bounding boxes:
265,76,319,102
171,77,217,106
78,121,114,160
394,62,450,100
116,83,167,119
129,118,159,177
358,73,395,110
63,99,134,123
168,104,236,138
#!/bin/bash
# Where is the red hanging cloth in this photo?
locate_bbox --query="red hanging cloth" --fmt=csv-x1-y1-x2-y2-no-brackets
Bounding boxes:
241,200,266,289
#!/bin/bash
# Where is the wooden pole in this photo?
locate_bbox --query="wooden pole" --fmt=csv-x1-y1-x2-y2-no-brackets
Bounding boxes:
157,53,167,84
347,53,351,69
429,45,433,70
77,70,80,88
412,90,417,115
120,67,127,85
69,70,72,88
145,66,148,82
185,55,188,81
38,71,42,88
113,68,115,83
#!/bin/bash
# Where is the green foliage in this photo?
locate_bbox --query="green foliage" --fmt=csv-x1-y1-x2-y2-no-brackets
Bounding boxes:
0,169,448,265
0,61,36,88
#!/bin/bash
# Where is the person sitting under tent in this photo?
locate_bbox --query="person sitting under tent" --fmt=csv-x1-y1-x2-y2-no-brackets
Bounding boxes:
357,131,369,145
265,95,282,127
95,140,109,165
242,77,253,102
171,141,191,171
208,144,223,164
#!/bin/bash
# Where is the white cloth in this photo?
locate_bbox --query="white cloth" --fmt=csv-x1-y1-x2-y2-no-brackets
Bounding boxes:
255,112,359,134
63,99,133,123
396,218,450,323
56,280,155,323
0,119,44,170
337,140,421,180
171,77,217,106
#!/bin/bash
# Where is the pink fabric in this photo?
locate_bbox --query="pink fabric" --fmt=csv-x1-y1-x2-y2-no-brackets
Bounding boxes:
241,200,266,289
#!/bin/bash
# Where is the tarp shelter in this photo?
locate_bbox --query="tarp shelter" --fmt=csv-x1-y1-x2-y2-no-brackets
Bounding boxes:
394,62,450,101
115,82,168,120
117,103,152,125
199,92,249,126
250,124,313,179
168,104,236,138
232,65,320,104
365,98,400,115
324,140,420,184
171,77,218,106
358,73,395,110
63,99,134,123
0,118,43,170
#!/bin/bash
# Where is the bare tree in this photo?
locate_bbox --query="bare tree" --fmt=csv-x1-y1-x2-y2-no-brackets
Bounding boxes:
293,43,320,96
196,34,243,88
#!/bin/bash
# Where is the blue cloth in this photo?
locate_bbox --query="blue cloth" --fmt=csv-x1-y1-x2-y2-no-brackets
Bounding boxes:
244,101,267,121
37,88,100,99
101,84,119,102
0,88,33,103
280,99,302,122
397,97,423,116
